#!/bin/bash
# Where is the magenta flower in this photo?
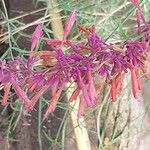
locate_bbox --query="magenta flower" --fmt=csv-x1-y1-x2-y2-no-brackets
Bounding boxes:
87,26,106,51
124,40,148,99
125,40,147,67
73,67,97,107
0,58,33,105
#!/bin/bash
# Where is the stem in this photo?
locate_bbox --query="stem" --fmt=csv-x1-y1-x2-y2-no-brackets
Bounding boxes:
38,98,43,150
70,102,92,150
97,88,110,149
1,0,14,59
46,0,64,40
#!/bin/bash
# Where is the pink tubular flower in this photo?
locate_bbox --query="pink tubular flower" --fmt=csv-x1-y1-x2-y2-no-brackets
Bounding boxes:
13,82,31,105
25,85,50,112
47,11,76,47
87,67,97,105
130,0,146,33
135,68,142,90
44,84,64,118
47,39,64,47
69,86,81,102
110,77,117,102
63,10,77,41
110,73,123,102
130,69,139,98
75,68,97,107
31,25,43,51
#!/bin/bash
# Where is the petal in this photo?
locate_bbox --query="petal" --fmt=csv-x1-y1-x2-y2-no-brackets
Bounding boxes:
87,69,97,105
1,83,11,106
110,78,117,102
27,79,37,92
44,85,64,118
77,71,92,106
131,69,139,98
33,50,56,57
28,83,37,92
130,0,140,7
63,10,77,41
135,68,142,90
47,39,63,46
69,86,81,102
13,82,31,105
25,85,49,112
77,24,91,35
31,25,43,51
136,10,142,33
116,73,123,95
51,81,59,97
82,85,93,107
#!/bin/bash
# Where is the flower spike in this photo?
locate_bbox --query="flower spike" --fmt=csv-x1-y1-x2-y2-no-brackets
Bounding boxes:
1,9,150,118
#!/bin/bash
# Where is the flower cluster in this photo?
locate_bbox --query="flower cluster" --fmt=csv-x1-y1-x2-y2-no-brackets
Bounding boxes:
0,0,150,117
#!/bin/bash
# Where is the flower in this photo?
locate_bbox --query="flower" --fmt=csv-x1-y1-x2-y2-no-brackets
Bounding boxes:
124,40,148,98
63,10,77,41
44,84,64,118
0,57,32,106
87,25,106,51
125,40,147,67
110,73,123,101
47,39,64,47
77,24,91,35
47,10,77,47
31,25,43,51
1,83,11,106
130,0,140,10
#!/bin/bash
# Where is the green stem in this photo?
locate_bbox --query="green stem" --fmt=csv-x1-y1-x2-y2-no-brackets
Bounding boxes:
38,98,43,150
1,0,14,59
